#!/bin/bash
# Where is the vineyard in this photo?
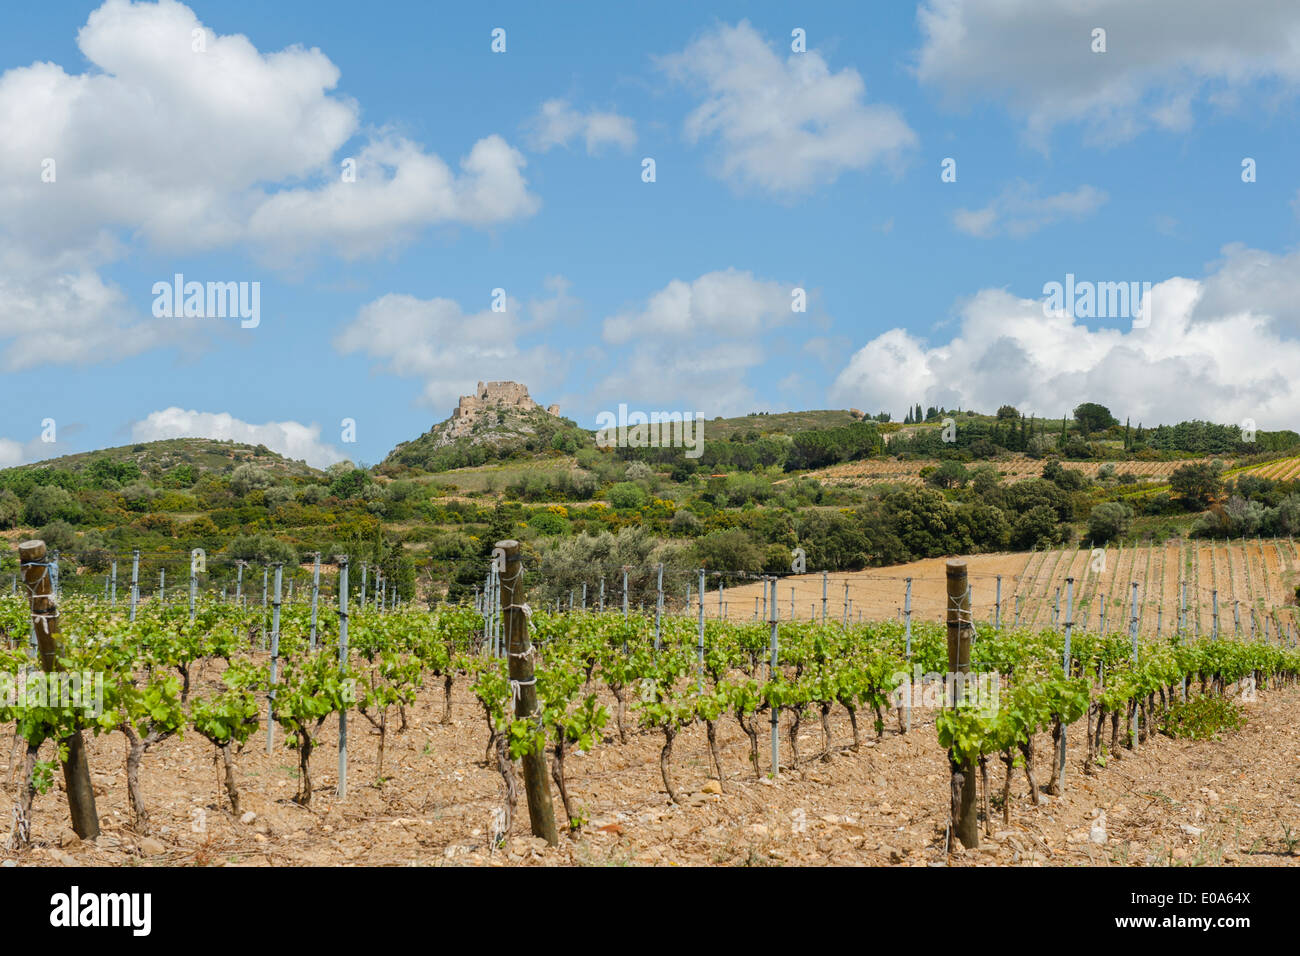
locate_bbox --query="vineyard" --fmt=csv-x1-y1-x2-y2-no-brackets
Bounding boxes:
2,539,1299,867
1237,456,1300,483
712,538,1300,641
802,456,1224,488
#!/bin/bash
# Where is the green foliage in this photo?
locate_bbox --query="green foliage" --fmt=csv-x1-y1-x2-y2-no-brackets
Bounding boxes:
1087,501,1134,543
1161,695,1245,740
1170,462,1223,507
1073,402,1118,435
606,482,648,510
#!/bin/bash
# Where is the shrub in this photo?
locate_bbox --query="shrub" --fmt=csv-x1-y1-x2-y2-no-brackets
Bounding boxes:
230,464,274,496
1087,502,1133,543
606,482,648,510
1161,696,1244,741
0,489,20,529
23,485,79,525
528,511,570,536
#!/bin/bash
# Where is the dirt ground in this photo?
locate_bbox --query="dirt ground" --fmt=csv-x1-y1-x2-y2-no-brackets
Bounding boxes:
2,669,1298,867
711,542,1300,638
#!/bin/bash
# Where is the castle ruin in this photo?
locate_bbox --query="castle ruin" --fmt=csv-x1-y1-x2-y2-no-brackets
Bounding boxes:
446,381,559,437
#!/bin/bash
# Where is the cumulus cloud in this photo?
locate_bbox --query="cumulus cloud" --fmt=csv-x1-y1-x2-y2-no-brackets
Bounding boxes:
0,243,185,370
0,438,24,469
916,0,1300,146
246,134,538,264
595,269,799,414
131,408,347,470
0,0,537,366
658,20,915,194
0,0,537,256
952,182,1108,238
831,248,1300,428
334,290,567,412
524,99,637,154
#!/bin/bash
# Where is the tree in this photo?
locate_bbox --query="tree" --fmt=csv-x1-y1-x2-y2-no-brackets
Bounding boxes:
1012,505,1062,550
1169,462,1222,507
37,520,77,553
996,404,1020,420
692,528,764,574
1072,402,1118,435
1087,502,1133,543
924,459,969,489
1276,495,1300,536
22,485,79,525
0,489,20,529
968,465,1002,499
1041,458,1087,491
229,464,274,496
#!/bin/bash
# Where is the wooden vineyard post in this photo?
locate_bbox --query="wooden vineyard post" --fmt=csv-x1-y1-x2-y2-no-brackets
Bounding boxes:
18,540,100,840
497,540,559,846
945,560,978,850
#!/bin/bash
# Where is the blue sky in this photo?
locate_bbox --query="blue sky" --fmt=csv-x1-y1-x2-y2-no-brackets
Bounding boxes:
2,0,1299,469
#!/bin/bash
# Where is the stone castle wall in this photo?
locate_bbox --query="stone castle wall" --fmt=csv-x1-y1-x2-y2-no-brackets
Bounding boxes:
447,381,559,436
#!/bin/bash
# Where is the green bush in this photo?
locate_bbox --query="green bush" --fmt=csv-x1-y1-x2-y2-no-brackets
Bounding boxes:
606,482,648,511
1161,695,1244,741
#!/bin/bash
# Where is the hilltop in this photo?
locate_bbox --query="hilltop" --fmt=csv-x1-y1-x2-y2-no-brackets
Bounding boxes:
9,437,326,483
382,381,591,474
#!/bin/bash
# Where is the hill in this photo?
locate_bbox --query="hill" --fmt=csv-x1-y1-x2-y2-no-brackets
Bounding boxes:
6,437,326,483
701,409,871,440
382,381,591,473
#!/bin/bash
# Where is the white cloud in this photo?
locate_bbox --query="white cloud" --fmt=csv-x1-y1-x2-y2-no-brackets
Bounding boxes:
0,243,186,370
0,0,537,256
831,248,1300,428
916,0,1300,146
524,99,637,154
0,439,24,469
0,0,538,366
658,20,916,194
525,275,583,330
334,292,566,413
131,408,347,469
246,134,538,264
953,182,1108,238
595,269,799,414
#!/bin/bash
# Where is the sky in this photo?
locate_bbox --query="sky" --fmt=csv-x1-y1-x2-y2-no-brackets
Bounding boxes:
2,0,1299,470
